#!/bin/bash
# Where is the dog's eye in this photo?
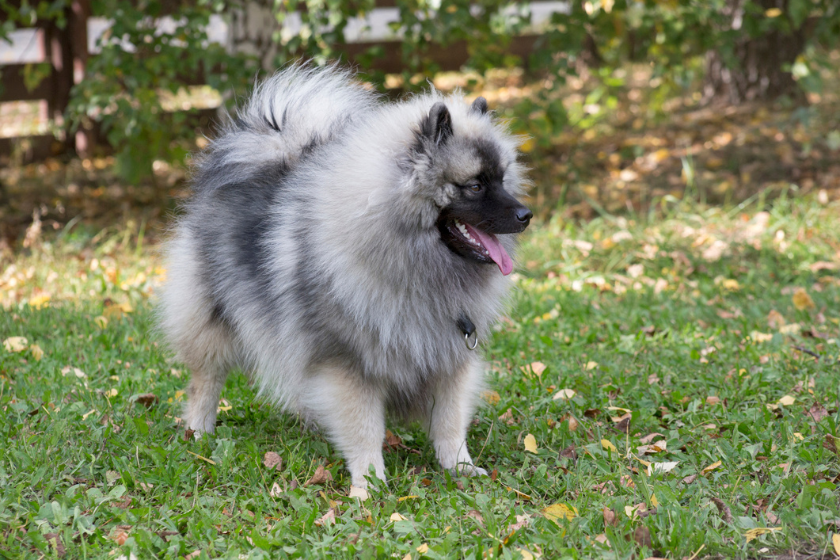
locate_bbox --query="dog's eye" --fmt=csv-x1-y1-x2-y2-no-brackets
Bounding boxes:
468,184,483,193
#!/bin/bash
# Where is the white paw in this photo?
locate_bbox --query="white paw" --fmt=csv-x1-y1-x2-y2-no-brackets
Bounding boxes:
450,463,489,478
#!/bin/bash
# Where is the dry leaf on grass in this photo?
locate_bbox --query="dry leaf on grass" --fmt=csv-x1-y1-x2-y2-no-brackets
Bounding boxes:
603,507,618,527
44,533,65,557
269,482,283,498
314,509,336,526
133,393,158,408
349,486,369,500
3,337,27,353
832,533,840,555
110,529,130,545
542,503,577,524
792,288,815,310
507,514,530,533
263,452,282,471
807,404,829,423
633,526,652,548
710,497,733,523
702,461,722,474
639,432,665,444
744,527,781,542
777,395,796,406
553,388,576,400
480,390,501,405
304,465,333,487
29,344,44,361
523,434,538,453
389,512,408,522
416,543,429,554
681,474,698,484
601,439,617,452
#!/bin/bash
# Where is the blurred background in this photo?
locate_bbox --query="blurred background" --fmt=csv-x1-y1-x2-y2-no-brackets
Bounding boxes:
1,0,840,248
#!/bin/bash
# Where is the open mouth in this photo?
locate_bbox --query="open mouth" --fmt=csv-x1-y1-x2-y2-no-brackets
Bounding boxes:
439,218,514,275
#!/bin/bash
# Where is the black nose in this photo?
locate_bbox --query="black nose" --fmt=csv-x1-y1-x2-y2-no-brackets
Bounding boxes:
515,207,533,225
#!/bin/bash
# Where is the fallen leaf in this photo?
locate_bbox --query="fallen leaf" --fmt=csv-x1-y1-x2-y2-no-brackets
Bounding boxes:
651,461,679,474
681,474,698,484
633,526,652,548
706,396,721,405
639,432,665,444
745,527,781,542
44,533,65,557
777,395,795,406
104,388,118,398
710,497,732,523
184,551,201,560
304,465,333,487
133,393,158,408
524,434,538,453
586,361,599,370
559,445,577,460
525,361,546,377
567,416,579,431
594,533,610,546
263,452,282,471
3,337,27,353
833,533,840,556
601,439,617,452
110,529,130,545
542,503,577,524
767,310,786,328
553,388,576,400
507,513,530,532
807,404,829,423
29,344,44,361
751,331,774,343
505,486,533,500
792,288,815,310
481,390,501,405
314,509,336,526
702,461,722,474
603,507,617,527
389,512,407,522
28,293,50,309
349,486,369,500
416,543,429,554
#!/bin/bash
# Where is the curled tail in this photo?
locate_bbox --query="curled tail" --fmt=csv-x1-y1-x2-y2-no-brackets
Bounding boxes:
193,64,378,192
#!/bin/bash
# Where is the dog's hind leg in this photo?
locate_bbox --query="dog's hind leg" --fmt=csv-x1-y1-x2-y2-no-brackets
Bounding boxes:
425,359,488,478
300,366,387,488
179,318,237,436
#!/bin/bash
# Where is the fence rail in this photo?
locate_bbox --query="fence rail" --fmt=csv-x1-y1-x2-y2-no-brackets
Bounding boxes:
0,1,557,164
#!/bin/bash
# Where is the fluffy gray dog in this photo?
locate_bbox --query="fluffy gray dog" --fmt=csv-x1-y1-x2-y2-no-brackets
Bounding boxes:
159,65,531,488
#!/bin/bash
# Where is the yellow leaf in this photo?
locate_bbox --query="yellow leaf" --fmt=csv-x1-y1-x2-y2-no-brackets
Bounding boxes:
505,486,533,501
524,433,538,453
398,495,418,502
390,512,407,522
624,505,637,518
553,388,576,401
721,279,740,291
832,533,840,555
568,416,579,432
29,344,44,361
750,331,774,343
745,527,781,542
518,549,535,560
777,395,796,406
481,390,501,405
586,361,598,370
118,302,134,313
601,439,617,452
82,409,97,420
3,337,28,353
401,554,411,560
764,7,782,17
651,493,659,507
104,388,118,398
28,294,51,309
792,288,815,310
793,433,804,441
779,324,801,335
702,460,722,474
416,543,429,554
103,305,124,322
94,316,109,328
542,503,577,524
174,390,185,401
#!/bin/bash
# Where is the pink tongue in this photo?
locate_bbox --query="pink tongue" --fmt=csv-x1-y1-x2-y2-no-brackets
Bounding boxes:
464,224,514,276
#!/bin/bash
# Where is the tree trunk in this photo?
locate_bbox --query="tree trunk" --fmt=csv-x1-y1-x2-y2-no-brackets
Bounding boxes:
703,0,815,104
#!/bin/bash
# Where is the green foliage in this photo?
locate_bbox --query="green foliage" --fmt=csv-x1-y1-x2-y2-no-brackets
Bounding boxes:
67,0,255,182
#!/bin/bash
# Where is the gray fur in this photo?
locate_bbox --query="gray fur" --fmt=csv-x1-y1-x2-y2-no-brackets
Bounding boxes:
158,64,529,488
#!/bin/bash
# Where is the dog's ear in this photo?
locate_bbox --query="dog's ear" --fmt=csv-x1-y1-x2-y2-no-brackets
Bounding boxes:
423,102,453,146
470,96,488,115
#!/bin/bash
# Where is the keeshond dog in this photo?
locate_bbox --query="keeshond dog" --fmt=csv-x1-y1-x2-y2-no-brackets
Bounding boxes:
159,65,531,488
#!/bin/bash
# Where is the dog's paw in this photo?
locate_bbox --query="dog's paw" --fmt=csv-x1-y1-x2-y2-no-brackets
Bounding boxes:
450,464,489,478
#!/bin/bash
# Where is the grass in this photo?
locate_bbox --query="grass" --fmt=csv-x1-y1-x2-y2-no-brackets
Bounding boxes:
1,193,840,559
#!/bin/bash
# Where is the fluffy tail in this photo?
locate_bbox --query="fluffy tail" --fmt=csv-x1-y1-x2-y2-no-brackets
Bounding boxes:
193,64,378,192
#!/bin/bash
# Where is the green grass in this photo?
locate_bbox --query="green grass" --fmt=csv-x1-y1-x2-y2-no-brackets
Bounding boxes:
2,194,840,559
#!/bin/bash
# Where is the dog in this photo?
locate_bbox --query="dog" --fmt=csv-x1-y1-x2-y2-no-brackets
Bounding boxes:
158,65,531,488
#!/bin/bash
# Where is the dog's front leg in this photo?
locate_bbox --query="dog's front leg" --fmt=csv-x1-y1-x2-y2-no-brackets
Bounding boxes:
301,366,387,488
426,359,488,478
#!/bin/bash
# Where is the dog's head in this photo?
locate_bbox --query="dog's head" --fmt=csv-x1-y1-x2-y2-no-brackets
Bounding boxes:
409,97,531,275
